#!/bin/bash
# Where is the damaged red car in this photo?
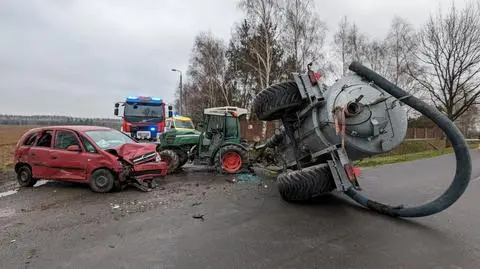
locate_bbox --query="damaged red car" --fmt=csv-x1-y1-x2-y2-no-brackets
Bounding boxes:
13,126,168,192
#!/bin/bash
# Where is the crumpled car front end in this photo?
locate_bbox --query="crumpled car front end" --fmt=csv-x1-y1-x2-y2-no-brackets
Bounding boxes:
108,143,168,191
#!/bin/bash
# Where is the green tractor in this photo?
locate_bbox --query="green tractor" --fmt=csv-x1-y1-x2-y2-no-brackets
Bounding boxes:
157,106,251,174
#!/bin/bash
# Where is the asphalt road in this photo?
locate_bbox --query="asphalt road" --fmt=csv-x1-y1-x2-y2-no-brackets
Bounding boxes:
1,152,480,269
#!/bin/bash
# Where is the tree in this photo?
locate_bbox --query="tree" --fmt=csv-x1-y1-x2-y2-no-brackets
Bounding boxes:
333,16,368,76
408,3,480,122
178,32,234,121
281,0,328,74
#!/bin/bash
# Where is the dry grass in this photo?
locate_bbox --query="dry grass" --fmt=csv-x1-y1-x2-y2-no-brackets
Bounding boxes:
0,125,38,169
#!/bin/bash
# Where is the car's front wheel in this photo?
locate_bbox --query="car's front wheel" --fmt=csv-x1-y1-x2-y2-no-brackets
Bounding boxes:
16,165,37,187
89,169,115,193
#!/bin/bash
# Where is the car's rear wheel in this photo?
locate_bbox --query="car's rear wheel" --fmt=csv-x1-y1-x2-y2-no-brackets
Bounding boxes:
89,169,115,193
16,165,37,187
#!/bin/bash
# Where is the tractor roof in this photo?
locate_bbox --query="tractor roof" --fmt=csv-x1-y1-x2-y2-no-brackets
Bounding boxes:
204,106,248,117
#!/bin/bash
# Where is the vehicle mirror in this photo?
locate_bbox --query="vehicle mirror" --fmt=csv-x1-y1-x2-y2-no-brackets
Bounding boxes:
114,103,120,108
66,145,81,152
114,108,119,116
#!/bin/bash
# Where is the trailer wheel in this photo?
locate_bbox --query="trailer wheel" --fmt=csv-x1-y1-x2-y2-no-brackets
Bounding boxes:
89,168,115,193
159,149,180,174
252,81,305,121
277,164,335,202
16,165,37,187
214,145,249,174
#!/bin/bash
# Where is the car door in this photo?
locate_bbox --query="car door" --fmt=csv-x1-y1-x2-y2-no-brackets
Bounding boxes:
29,130,57,179
48,129,89,181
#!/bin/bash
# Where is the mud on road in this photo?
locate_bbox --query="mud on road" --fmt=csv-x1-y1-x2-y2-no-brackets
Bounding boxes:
0,165,275,268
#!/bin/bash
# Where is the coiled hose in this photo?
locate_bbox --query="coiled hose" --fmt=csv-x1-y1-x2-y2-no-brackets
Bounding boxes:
346,61,472,218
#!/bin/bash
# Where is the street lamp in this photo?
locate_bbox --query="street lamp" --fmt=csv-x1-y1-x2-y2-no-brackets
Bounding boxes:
171,68,182,115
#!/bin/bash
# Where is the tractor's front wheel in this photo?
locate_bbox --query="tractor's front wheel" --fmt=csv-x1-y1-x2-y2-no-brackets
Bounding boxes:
176,149,189,167
159,149,180,174
277,163,336,202
215,145,249,174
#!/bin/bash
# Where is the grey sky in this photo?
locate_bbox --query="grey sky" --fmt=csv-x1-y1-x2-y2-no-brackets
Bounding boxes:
0,0,467,118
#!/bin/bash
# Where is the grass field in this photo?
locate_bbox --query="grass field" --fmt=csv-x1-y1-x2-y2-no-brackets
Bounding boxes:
0,125,38,169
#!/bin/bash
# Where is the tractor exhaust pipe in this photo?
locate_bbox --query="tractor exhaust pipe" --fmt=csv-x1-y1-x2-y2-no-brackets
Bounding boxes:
346,61,472,218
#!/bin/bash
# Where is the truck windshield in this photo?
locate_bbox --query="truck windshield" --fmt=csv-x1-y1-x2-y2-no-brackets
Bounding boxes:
174,119,194,129
124,103,164,122
85,129,136,149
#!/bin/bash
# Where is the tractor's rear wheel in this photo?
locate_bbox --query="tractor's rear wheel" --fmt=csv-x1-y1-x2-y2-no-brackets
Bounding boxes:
277,163,336,202
159,149,180,174
215,145,249,174
252,81,306,121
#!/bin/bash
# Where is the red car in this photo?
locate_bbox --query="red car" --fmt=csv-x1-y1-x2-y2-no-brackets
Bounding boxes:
13,125,168,192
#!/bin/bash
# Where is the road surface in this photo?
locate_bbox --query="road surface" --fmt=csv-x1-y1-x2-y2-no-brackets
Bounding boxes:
1,152,480,269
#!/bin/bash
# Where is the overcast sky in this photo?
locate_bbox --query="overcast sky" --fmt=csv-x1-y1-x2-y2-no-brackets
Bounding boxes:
0,0,467,118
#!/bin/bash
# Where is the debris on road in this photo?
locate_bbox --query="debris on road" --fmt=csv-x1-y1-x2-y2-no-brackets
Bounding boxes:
192,214,205,221
191,202,202,207
111,204,120,209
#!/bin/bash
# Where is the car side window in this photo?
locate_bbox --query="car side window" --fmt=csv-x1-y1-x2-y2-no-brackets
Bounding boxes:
36,131,53,148
54,130,80,150
24,132,38,146
80,135,97,153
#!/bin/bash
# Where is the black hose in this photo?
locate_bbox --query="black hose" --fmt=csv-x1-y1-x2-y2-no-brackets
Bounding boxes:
346,61,472,218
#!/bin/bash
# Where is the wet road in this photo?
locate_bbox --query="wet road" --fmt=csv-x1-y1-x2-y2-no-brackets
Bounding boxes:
1,152,480,269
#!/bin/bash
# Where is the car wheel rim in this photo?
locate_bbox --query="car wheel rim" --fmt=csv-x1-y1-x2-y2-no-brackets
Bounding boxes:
96,175,108,187
20,171,29,182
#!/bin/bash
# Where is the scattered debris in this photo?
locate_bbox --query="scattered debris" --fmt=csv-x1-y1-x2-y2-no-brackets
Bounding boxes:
109,245,115,248
112,204,120,209
235,173,260,184
10,239,16,243
192,214,205,221
191,202,202,207
225,178,236,184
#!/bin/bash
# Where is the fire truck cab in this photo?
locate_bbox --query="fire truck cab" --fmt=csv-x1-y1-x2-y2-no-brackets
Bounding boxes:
114,96,173,142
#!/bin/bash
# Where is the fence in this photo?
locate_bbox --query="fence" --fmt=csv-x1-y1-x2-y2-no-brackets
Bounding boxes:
239,120,460,142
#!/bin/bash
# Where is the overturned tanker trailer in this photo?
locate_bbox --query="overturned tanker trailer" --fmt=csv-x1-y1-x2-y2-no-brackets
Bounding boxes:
252,61,472,218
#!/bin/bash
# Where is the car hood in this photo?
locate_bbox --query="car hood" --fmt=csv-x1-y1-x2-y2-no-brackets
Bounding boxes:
174,128,201,135
112,143,158,161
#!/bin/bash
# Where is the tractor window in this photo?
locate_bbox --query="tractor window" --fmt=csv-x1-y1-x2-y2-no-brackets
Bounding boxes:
36,131,53,148
54,131,81,150
225,117,238,138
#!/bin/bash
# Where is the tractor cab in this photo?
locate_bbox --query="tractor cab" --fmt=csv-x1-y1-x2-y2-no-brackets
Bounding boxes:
190,106,250,173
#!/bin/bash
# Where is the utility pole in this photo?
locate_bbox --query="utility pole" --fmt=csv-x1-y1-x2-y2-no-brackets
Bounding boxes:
171,68,182,114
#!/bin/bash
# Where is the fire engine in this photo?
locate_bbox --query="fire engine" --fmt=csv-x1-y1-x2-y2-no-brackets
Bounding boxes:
114,96,173,142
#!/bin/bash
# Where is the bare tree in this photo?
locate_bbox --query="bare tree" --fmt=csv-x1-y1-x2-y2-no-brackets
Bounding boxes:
281,0,328,73
333,16,368,76
333,16,350,75
178,32,234,119
408,3,480,122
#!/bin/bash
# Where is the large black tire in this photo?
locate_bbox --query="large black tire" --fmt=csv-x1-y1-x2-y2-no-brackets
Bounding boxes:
214,145,249,174
277,164,335,202
159,149,180,174
16,165,37,187
252,81,305,121
176,149,189,167
89,168,115,193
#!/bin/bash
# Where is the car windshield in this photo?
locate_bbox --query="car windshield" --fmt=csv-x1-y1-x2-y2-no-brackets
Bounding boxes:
84,129,136,149
175,119,194,129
